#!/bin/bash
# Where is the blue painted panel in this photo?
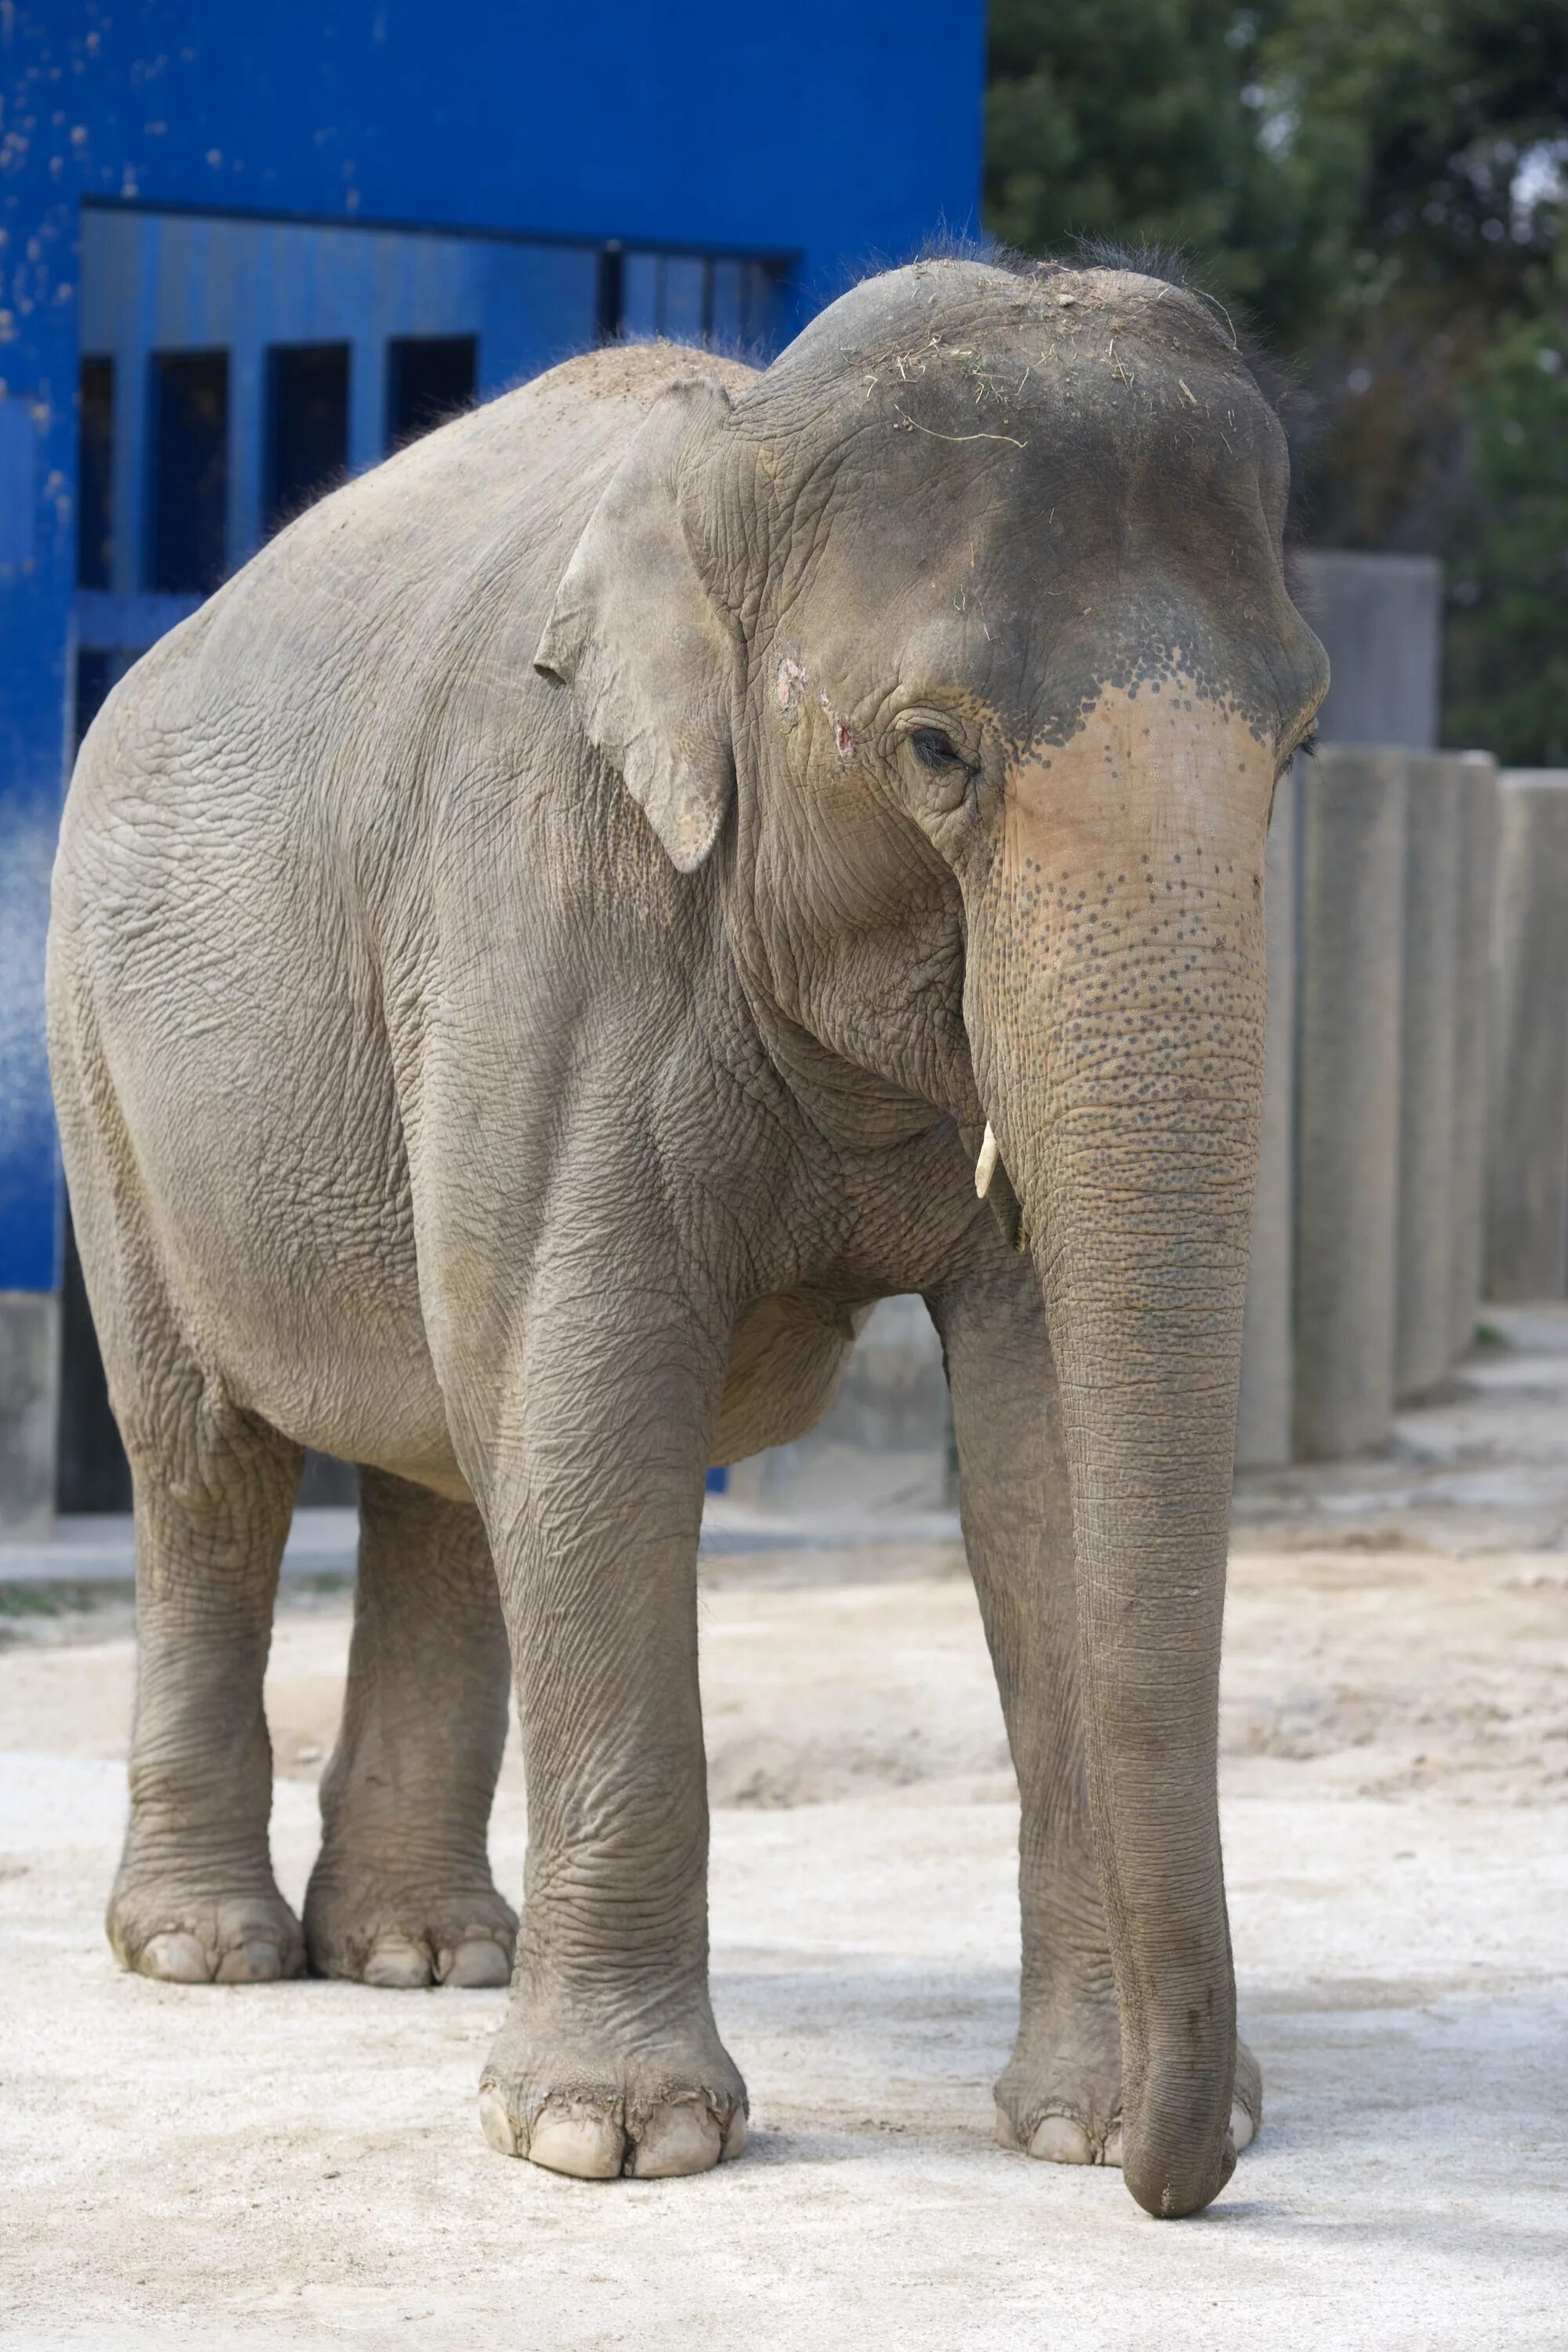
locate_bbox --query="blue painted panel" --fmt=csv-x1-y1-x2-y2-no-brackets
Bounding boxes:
79,209,604,568
0,0,985,1299
76,590,202,652
0,785,63,1291
0,401,36,571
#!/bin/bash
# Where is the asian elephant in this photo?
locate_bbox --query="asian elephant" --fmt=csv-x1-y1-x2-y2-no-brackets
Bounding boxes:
48,252,1326,2219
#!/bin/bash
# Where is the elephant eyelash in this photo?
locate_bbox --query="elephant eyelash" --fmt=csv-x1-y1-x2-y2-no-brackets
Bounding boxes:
909,728,967,771
1298,725,1319,760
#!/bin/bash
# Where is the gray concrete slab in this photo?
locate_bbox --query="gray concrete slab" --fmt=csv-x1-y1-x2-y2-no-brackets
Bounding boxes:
0,1290,59,1544
1295,550,1443,751
1486,771,1568,1301
1396,753,1462,1399
1450,755,1500,1356
1294,749,1408,1457
1236,760,1298,1468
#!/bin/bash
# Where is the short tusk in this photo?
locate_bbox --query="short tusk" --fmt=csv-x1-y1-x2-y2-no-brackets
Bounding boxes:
975,1123,1000,1200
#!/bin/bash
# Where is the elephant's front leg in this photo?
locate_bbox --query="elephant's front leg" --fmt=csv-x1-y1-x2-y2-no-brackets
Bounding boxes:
931,1257,1261,2168
468,1281,746,2181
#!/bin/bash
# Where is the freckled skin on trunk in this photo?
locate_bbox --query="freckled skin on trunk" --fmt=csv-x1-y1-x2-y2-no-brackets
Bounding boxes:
966,687,1274,2216
973,687,1269,2211
49,255,1325,2212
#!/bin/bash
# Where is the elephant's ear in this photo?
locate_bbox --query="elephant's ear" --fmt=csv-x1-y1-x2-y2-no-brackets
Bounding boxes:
534,378,741,873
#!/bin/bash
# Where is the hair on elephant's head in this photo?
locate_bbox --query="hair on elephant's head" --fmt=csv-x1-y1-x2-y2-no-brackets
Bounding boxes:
539,253,1329,2223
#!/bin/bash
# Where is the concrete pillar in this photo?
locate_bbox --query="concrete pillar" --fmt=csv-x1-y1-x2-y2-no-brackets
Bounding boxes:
1486,772,1568,1301
1294,749,1408,1458
1449,755,1500,1356
1395,754,1462,1399
1236,763,1298,1468
1296,552,1443,751
0,1292,59,1543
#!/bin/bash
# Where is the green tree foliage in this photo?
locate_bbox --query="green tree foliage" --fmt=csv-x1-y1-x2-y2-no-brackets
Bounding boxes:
986,0,1292,306
985,0,1568,759
1446,276,1568,764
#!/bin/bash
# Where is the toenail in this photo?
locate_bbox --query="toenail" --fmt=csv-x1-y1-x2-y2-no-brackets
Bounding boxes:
441,1937,511,1989
477,2085,519,2157
1102,2124,1123,2167
721,2108,746,2161
139,1932,211,1984
215,1940,282,1984
528,2111,624,2180
994,2103,1022,2151
1230,2102,1256,2153
1028,2114,1094,2164
628,2104,723,2179
363,1936,433,1989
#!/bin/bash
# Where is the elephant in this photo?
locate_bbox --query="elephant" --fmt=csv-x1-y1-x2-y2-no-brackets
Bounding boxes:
48,250,1327,2220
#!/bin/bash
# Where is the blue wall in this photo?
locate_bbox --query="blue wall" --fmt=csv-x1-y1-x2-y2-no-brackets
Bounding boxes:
0,1,986,1293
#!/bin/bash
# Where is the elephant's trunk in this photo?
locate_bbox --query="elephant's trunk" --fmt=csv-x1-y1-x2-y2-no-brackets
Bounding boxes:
967,706,1271,2218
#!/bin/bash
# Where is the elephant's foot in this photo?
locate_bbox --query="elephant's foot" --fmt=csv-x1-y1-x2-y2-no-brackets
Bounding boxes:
109,1861,306,1984
477,2003,748,2179
303,1849,517,1988
994,1994,1261,2167
994,1987,1125,2164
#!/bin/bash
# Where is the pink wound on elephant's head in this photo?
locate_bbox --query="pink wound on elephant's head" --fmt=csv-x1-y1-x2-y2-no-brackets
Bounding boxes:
775,658,808,712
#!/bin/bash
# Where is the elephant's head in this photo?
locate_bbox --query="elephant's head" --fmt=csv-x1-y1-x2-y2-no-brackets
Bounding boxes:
538,256,1327,2216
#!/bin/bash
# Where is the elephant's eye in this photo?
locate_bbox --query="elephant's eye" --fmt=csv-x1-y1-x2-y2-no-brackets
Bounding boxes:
909,728,964,771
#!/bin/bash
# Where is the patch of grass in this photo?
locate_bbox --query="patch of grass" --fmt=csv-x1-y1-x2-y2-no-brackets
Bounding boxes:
0,1581,131,1618
1473,1322,1514,1351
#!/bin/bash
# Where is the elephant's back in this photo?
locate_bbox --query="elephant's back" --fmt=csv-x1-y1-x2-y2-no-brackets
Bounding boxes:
64,336,758,851
49,339,756,1483
56,333,757,991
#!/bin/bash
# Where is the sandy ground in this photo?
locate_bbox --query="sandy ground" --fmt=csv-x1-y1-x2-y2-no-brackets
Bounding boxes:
2,1312,1567,2349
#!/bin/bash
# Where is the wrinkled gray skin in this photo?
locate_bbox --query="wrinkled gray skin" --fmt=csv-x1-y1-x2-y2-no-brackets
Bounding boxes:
49,257,1326,2218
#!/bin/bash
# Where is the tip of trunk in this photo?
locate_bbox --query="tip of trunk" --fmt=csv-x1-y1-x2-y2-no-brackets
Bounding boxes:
1123,2072,1238,2219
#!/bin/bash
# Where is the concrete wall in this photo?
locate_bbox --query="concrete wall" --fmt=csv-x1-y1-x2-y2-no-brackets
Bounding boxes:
1240,553,1450,1468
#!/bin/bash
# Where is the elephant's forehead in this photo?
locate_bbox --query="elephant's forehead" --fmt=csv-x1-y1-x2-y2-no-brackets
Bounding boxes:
776,363,1300,730
813,400,1283,626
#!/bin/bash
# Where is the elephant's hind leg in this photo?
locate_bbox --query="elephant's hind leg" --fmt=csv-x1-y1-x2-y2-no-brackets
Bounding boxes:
53,976,306,1984
303,1470,517,1989
112,1407,307,1984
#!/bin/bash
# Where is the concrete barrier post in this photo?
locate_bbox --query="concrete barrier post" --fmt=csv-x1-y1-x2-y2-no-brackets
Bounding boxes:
1395,753,1463,1399
1449,754,1500,1356
1294,749,1408,1458
1294,551,1443,750
1486,772,1568,1301
1236,763,1298,1468
0,1293,59,1544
